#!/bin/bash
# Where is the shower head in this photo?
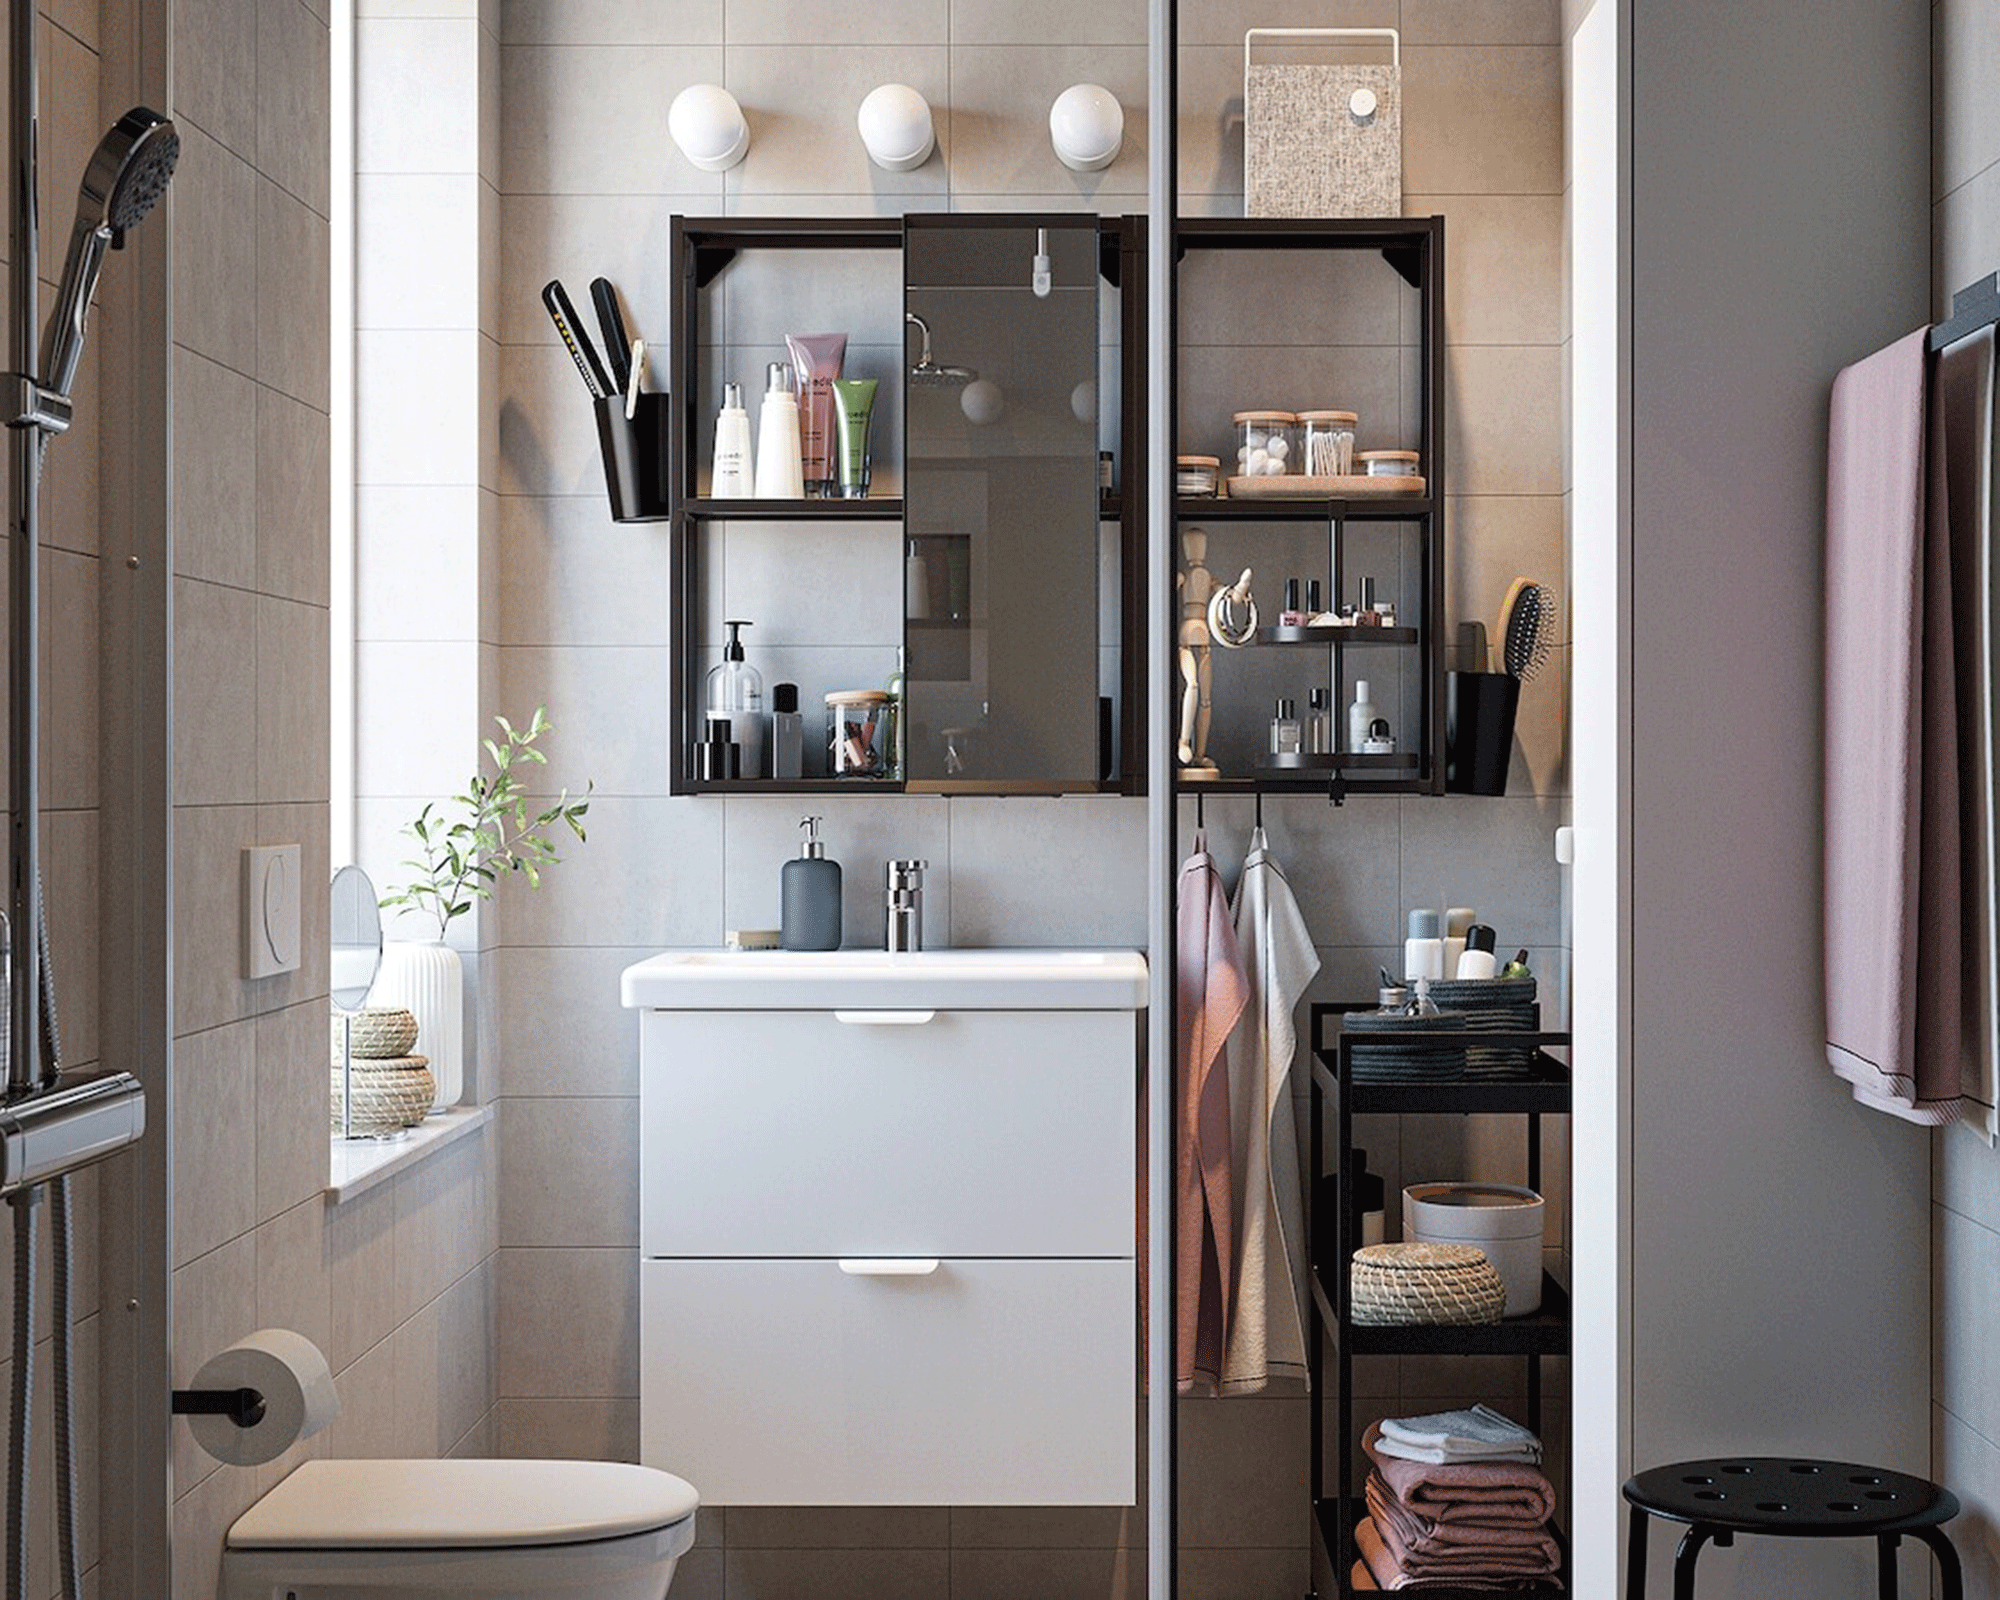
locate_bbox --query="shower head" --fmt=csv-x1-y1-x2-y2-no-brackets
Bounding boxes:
905,311,976,388
40,107,180,404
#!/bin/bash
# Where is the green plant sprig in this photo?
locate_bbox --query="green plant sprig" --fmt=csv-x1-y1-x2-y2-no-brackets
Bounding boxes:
380,706,593,940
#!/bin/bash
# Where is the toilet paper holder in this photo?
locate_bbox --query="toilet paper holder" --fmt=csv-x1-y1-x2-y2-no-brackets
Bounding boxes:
170,1386,267,1429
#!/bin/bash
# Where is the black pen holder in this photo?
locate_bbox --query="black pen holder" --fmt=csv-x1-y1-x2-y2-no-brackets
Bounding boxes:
594,392,671,523
1445,671,1520,796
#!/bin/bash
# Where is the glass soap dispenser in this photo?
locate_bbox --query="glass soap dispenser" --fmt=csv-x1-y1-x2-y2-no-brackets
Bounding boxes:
707,620,765,780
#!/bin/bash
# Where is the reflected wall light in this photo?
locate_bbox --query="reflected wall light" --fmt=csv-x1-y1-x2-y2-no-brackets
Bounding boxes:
858,84,936,171
1049,83,1123,172
669,84,750,172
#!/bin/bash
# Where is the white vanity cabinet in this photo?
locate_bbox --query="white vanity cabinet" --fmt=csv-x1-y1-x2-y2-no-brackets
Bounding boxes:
623,949,1146,1507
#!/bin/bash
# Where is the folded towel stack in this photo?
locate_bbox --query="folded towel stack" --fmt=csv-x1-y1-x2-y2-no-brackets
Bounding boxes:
1355,1418,1563,1590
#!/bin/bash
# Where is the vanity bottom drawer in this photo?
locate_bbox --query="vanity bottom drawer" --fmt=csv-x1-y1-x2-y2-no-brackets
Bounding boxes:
640,1257,1135,1506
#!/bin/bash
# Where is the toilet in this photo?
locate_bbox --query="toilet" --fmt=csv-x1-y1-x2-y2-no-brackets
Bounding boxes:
218,1458,699,1598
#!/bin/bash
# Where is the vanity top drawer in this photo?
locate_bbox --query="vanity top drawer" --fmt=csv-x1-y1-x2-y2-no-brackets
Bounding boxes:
639,1008,1136,1259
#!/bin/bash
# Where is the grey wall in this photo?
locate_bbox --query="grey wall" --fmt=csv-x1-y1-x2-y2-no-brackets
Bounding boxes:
1627,0,1932,1593
1931,0,2000,1588
485,4,1568,1599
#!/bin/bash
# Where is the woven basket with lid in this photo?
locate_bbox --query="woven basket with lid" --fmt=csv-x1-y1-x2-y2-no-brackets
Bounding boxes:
1349,1241,1506,1326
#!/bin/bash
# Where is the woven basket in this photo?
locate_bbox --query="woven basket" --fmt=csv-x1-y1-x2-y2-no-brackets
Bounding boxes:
332,1007,420,1060
330,1058,434,1136
1422,977,1539,1078
1350,1242,1505,1326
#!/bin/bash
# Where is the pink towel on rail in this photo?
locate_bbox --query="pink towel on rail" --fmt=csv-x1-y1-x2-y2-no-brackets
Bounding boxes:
1175,832,1243,1394
1824,326,1970,1124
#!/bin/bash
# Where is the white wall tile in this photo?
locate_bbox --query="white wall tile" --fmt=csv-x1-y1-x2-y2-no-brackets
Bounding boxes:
944,44,1148,198
1397,794,1564,947
499,0,723,45
494,1245,637,1396
486,795,725,947
492,644,673,794
492,945,649,1097
356,486,483,641
358,328,485,486
501,44,727,194
496,1096,639,1246
358,175,482,330
726,0,946,45
494,494,675,648
724,792,951,949
946,796,1146,947
354,639,481,799
721,47,951,200
951,0,1144,45
357,17,482,174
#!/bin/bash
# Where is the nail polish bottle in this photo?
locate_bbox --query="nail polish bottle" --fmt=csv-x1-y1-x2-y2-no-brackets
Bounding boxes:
1270,697,1301,756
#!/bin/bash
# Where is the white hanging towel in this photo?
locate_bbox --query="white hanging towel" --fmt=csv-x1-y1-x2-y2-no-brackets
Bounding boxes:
1221,826,1321,1394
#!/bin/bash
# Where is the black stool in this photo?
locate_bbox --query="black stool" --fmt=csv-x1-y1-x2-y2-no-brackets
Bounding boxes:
1623,1457,1962,1599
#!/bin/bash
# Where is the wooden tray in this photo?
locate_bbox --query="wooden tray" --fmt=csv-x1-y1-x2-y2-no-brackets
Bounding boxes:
1225,473,1426,499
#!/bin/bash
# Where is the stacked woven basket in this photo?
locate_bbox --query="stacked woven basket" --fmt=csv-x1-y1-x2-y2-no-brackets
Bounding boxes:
1350,1242,1507,1326
331,1007,434,1136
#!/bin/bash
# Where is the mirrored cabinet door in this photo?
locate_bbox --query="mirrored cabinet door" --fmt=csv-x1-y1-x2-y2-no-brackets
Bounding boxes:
901,215,1105,791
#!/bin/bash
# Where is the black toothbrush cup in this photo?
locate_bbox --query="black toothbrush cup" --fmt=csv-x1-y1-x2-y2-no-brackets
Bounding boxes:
1445,670,1519,795
595,391,672,523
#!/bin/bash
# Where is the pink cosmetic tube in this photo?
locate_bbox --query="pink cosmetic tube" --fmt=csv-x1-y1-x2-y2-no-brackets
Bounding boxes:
785,331,847,495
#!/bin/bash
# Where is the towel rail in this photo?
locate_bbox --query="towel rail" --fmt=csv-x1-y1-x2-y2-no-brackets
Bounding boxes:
1931,273,2000,352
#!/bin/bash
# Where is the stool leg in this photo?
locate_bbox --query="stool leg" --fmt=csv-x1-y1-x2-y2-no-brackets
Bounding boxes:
1912,1526,1964,1600
1671,1523,1717,1600
1876,1531,1899,1600
1627,1507,1649,1600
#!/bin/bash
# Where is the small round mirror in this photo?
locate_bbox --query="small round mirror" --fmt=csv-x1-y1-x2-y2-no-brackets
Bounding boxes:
329,865,383,1011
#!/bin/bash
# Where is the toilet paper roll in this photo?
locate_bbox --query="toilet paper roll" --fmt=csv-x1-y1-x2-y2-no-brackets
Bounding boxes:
187,1328,340,1466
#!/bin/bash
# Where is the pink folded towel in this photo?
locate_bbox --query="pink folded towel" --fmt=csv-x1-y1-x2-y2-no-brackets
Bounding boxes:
1356,1515,1561,1591
1364,1424,1558,1524
1367,1474,1562,1561
1824,325,1971,1124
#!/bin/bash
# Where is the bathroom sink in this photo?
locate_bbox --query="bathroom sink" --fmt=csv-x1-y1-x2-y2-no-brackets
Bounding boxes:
620,948,1148,1011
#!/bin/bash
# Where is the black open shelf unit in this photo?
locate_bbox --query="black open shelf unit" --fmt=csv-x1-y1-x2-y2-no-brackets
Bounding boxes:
1306,1005,1572,1596
1169,217,1444,798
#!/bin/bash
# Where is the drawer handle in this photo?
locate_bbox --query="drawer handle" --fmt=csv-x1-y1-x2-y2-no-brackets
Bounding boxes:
838,1258,941,1276
832,1009,936,1026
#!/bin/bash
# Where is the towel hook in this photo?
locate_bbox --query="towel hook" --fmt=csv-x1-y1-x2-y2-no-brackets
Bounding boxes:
1328,768,1346,808
1196,789,1206,831
1254,789,1264,829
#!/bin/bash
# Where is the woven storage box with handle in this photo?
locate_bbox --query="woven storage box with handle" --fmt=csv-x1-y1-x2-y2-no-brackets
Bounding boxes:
331,1006,419,1061
1350,1241,1506,1326
330,1057,435,1136
1245,28,1402,218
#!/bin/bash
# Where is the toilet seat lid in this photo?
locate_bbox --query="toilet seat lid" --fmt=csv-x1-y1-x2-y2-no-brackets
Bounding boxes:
228,1459,700,1550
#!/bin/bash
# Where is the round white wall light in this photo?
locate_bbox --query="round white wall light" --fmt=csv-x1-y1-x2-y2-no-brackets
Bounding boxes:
669,84,750,172
858,84,936,171
1049,83,1123,172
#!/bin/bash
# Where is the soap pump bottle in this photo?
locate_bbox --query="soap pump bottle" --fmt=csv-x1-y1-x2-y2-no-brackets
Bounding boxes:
711,381,754,497
781,816,843,951
707,620,765,779
753,363,805,499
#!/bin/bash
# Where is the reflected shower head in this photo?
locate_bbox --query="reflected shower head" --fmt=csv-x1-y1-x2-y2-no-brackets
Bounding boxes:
41,107,181,404
905,311,976,388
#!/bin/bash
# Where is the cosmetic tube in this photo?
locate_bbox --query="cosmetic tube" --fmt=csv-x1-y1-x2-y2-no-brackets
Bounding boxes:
785,332,847,495
754,362,805,498
711,382,753,497
831,377,879,499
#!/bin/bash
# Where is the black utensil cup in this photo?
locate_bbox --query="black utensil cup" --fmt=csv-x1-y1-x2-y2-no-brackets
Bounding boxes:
1445,670,1520,795
594,391,671,522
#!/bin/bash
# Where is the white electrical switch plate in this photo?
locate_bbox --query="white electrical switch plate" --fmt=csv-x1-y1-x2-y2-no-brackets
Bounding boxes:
243,844,302,979
1554,825,1576,866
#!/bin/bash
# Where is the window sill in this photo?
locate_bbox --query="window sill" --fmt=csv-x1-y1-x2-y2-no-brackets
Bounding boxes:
325,1105,491,1204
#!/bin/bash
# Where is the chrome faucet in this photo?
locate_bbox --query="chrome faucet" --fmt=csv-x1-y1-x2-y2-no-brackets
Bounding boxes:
885,859,926,952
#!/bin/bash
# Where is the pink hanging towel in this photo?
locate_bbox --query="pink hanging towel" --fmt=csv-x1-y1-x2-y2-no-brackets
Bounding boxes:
1824,326,1971,1124
1175,832,1244,1394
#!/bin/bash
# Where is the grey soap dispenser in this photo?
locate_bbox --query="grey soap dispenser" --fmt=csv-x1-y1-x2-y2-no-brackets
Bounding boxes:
781,816,842,951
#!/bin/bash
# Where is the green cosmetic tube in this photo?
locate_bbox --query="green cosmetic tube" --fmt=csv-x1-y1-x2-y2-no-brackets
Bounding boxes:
831,377,879,499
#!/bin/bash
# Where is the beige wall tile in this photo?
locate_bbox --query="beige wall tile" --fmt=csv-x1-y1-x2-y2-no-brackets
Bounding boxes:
393,1127,490,1321
171,1232,257,1494
494,1395,639,1461
951,0,1144,45
946,796,1146,947
1936,0,2000,200
1178,0,1392,47
1402,46,1563,196
491,945,647,1098
723,793,951,951
486,796,724,948
326,1334,400,1459
727,1548,951,1600
327,1180,399,1372
1403,0,1560,45
951,1546,1143,1600
495,1096,638,1247
721,47,951,200
491,645,671,795
256,1000,332,1217
170,1451,261,1600
494,495,675,649
501,44,726,194
1445,344,1563,496
257,180,332,409
256,1196,331,1356
174,350,258,589
42,546,101,813
726,0,946,45
171,578,259,810
257,386,333,606
172,1022,258,1267
173,127,260,375
499,0,723,45
390,1294,445,1457
944,44,1148,198
258,0,332,215
257,596,332,803
494,1245,636,1397
729,1506,948,1548
437,1258,495,1446
174,0,258,153
41,335,101,560
1408,193,1563,346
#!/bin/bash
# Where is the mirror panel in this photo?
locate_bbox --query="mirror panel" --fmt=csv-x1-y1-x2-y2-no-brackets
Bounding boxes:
329,865,383,1011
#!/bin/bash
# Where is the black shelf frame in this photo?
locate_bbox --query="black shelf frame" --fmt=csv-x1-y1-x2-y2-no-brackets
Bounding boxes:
1169,218,1445,798
667,213,1147,797
1305,1004,1572,1596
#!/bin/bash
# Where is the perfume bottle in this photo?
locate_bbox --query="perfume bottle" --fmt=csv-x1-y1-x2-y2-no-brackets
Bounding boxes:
1305,688,1331,754
1270,697,1301,756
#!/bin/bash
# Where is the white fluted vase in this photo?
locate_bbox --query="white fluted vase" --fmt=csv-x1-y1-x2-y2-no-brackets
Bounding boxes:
372,940,464,1111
